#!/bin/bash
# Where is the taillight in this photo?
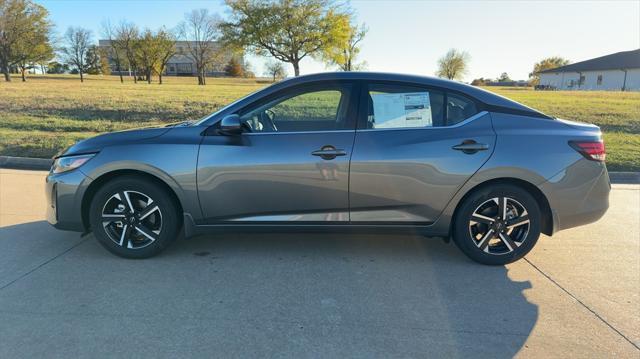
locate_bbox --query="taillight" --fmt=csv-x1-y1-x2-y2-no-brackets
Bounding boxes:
569,140,606,162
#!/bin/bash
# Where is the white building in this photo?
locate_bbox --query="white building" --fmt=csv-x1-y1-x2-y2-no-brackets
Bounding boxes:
538,49,640,91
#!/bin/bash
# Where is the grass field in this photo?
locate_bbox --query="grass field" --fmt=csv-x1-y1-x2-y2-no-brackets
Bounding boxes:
0,74,638,171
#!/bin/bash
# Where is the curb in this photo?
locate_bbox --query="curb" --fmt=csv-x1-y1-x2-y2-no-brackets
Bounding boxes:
0,156,53,171
1,155,638,184
608,171,640,184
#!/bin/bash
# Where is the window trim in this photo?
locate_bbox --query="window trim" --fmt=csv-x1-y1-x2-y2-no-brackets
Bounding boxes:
357,111,489,132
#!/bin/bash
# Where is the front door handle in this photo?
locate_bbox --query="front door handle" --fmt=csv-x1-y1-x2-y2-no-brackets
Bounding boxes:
312,146,347,160
452,140,489,154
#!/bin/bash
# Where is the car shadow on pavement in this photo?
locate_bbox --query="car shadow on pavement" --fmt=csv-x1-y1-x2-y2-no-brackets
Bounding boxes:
0,221,538,358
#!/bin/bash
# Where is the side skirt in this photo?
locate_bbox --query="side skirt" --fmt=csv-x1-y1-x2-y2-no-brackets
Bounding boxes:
182,213,450,239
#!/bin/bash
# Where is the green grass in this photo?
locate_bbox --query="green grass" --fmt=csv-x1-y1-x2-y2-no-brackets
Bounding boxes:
483,87,640,171
0,75,638,171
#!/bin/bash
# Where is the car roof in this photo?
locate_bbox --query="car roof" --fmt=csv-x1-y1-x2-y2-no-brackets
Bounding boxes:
275,72,547,117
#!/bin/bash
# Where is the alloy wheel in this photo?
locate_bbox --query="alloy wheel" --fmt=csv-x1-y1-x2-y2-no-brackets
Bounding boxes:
101,190,162,250
468,197,531,255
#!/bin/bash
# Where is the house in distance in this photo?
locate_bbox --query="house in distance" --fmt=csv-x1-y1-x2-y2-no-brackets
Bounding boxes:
538,49,639,91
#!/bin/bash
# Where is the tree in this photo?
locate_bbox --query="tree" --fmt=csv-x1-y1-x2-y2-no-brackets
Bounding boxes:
224,56,244,77
264,60,286,82
136,29,159,83
178,9,223,85
15,40,53,81
436,49,470,80
116,21,140,83
470,77,489,86
101,20,125,83
498,72,511,82
221,0,350,76
322,19,367,71
153,28,176,85
0,0,53,81
46,61,69,74
85,45,102,74
61,26,92,82
529,56,570,86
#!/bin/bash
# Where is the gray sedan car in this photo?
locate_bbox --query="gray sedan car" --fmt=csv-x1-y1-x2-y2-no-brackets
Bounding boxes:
46,72,610,264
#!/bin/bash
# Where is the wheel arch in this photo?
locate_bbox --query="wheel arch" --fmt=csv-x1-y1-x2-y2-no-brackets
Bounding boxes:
81,169,184,232
451,177,553,236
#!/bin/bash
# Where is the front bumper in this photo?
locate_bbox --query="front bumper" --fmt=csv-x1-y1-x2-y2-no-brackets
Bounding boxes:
45,168,91,232
540,159,610,234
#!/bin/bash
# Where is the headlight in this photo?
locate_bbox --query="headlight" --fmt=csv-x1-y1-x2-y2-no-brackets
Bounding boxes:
52,153,96,174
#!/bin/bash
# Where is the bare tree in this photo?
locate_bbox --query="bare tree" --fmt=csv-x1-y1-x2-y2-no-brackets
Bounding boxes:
101,20,124,83
178,9,223,85
435,48,470,81
61,26,92,82
264,60,287,82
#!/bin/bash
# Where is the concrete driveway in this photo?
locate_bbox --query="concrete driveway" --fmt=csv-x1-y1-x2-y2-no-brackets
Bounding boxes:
0,168,638,358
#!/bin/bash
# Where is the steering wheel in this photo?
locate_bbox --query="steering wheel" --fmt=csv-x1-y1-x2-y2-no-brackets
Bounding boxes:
261,109,278,132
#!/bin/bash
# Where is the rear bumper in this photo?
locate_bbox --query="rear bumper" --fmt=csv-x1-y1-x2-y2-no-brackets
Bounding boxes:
45,169,91,232
540,160,610,234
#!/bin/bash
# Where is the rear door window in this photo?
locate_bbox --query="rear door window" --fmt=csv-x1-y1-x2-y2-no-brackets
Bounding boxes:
365,84,445,129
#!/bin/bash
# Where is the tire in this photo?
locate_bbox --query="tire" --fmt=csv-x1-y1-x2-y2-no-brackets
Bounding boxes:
452,184,541,265
89,176,180,259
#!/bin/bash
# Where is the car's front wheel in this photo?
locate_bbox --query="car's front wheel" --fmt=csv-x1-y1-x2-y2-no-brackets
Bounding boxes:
452,184,541,265
89,176,180,258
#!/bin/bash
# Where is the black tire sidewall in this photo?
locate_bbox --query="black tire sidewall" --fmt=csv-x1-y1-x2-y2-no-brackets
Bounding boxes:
89,176,180,259
453,184,541,265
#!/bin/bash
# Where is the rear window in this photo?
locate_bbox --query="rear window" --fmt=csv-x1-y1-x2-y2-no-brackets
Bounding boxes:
446,93,477,125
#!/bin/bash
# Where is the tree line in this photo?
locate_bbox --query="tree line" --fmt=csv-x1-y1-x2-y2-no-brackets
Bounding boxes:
0,0,368,84
1,0,572,85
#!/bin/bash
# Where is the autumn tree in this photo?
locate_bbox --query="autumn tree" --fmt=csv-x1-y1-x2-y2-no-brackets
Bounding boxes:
322,19,367,71
264,60,286,82
436,48,470,81
529,56,570,86
135,28,176,84
153,28,176,85
224,56,244,77
178,9,223,85
221,0,350,76
0,0,53,81
61,26,92,82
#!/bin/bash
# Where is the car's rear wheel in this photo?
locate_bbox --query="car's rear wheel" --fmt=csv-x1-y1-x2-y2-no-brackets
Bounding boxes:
89,176,180,258
452,184,541,265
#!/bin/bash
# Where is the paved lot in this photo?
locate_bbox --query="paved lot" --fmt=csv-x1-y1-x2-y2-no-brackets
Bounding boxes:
0,168,638,358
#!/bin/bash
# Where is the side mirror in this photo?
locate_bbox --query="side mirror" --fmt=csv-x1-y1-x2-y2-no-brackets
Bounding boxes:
219,114,242,135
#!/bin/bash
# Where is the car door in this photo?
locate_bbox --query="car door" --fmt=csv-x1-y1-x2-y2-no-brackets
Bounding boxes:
349,81,496,223
197,81,358,223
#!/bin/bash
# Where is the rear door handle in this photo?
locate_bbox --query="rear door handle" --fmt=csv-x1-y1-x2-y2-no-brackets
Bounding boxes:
312,146,347,160
452,140,489,154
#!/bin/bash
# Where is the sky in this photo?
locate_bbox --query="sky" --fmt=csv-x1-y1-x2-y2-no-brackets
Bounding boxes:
38,0,640,81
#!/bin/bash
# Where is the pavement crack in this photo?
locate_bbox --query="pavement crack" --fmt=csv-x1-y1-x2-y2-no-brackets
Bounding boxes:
0,238,88,291
524,257,640,351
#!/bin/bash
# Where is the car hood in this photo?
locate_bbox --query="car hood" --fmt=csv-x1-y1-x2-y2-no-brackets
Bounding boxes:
57,125,172,157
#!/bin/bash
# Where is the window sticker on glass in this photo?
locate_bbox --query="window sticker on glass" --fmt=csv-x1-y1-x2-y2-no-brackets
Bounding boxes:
371,92,432,128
